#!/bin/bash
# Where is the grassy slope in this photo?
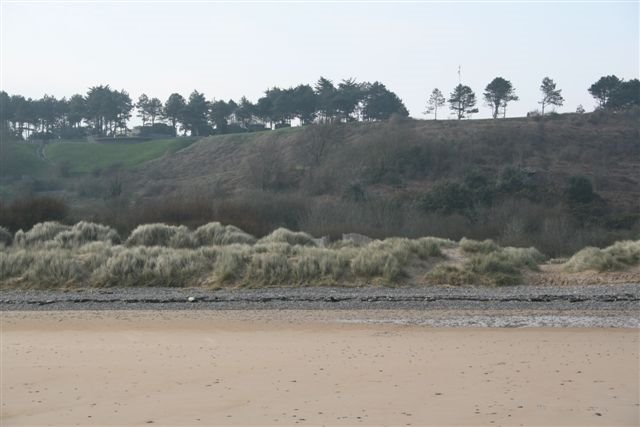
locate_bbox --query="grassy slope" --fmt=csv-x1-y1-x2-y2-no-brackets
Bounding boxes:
44,138,198,174
129,113,640,210
0,141,52,178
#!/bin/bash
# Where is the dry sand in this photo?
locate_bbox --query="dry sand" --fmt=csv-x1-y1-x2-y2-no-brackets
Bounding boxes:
1,310,638,426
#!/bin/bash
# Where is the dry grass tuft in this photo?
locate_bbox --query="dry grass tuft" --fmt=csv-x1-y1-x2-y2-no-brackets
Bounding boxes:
564,240,640,272
194,222,256,246
14,222,71,248
54,222,121,248
259,228,317,246
126,223,196,248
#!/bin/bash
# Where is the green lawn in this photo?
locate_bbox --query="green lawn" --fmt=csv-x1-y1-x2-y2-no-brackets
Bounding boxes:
0,141,52,178
45,138,198,174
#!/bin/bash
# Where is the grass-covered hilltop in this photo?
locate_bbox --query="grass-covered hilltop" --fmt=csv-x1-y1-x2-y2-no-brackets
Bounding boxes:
1,221,638,289
2,109,639,260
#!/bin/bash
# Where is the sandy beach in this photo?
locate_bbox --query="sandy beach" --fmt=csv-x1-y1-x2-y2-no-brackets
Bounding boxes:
1,310,639,426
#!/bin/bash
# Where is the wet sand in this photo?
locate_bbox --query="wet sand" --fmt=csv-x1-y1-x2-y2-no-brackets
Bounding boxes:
1,310,639,426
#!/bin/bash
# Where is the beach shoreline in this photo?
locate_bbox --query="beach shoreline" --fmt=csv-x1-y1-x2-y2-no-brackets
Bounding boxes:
2,310,638,426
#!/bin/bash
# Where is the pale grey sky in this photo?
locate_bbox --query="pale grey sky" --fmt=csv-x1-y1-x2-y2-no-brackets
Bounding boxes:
1,1,638,120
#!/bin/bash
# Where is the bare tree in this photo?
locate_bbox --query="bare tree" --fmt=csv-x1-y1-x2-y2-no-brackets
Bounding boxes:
424,88,445,120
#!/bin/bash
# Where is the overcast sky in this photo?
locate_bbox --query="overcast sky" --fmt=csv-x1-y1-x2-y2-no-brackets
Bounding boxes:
1,1,638,120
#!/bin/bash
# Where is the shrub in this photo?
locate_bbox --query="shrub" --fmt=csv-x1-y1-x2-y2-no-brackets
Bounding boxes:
564,240,640,272
565,176,596,204
420,181,474,216
0,197,69,232
14,222,71,247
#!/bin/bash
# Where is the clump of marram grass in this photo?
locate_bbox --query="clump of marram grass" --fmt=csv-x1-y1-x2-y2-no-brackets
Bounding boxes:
459,237,499,254
54,222,121,248
24,251,87,287
92,246,218,287
564,240,640,272
0,220,557,289
13,222,71,247
126,223,196,248
0,226,13,247
351,249,401,280
290,247,352,285
259,228,317,246
212,246,251,283
0,249,35,281
194,222,256,246
427,246,546,286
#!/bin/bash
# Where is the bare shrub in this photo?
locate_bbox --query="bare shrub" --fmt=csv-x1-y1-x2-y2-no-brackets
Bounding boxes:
0,197,69,232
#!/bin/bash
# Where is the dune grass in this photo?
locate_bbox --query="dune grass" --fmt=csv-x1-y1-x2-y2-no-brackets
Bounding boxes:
0,223,558,289
45,138,197,174
428,240,546,286
564,240,640,272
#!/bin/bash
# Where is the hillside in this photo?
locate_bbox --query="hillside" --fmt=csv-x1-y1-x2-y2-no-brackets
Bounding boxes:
1,110,639,256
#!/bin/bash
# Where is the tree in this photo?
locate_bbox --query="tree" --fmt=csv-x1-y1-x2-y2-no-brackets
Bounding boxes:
424,88,445,120
136,94,150,125
146,97,163,125
335,78,365,122
588,75,621,109
209,99,234,133
67,94,86,128
162,93,186,135
182,90,210,136
448,84,478,119
314,77,338,122
291,84,317,125
362,82,409,121
0,91,12,131
607,79,640,111
539,77,564,115
235,96,255,129
484,77,518,119
576,104,585,114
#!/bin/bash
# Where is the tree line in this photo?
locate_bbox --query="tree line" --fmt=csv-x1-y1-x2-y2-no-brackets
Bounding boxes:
1,74,638,141
0,77,408,140
424,75,640,120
